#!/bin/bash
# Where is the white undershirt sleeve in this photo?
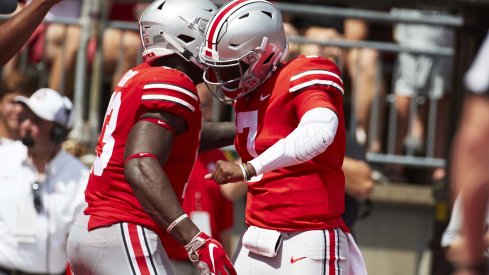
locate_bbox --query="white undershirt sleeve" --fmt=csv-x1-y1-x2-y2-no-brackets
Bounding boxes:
248,107,338,176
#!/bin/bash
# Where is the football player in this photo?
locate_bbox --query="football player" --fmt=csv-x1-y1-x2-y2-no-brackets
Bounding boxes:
201,0,367,274
66,1,236,274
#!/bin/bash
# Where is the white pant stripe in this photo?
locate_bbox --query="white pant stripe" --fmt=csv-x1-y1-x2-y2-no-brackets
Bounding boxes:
137,226,157,275
120,223,141,275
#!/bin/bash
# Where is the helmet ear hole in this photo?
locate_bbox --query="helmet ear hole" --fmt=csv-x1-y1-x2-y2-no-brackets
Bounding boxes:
157,1,165,10
178,35,195,43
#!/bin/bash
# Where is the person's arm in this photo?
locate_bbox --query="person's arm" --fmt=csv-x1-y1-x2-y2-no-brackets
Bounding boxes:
220,181,248,201
199,121,236,152
0,0,61,66
206,107,338,184
124,111,236,275
451,96,489,274
344,19,369,41
124,111,198,244
342,157,374,201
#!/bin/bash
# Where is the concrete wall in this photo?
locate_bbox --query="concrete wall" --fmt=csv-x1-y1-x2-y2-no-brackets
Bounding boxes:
354,184,436,275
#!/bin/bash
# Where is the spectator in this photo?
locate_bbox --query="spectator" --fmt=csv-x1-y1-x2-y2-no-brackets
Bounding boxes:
0,88,88,274
344,18,385,153
3,0,142,99
201,0,367,273
0,0,63,66
390,8,454,182
282,13,300,62
300,22,343,64
298,12,385,153
2,0,82,98
66,1,236,275
451,31,489,275
103,2,142,90
0,73,38,143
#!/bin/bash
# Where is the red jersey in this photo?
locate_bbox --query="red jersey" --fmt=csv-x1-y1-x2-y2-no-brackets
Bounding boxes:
234,55,348,232
84,63,202,239
162,150,234,261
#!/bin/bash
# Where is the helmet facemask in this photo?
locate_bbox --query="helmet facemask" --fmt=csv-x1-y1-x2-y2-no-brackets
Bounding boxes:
201,36,285,102
202,47,262,102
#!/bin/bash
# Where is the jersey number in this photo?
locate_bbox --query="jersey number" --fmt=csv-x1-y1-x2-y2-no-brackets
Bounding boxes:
236,110,259,158
92,69,139,176
236,110,264,181
92,92,122,176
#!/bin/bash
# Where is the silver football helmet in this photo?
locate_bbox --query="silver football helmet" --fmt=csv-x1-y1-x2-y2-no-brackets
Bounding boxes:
139,0,217,69
200,0,287,101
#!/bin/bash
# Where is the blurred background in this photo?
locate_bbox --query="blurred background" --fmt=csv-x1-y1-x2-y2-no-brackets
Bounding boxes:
2,0,489,274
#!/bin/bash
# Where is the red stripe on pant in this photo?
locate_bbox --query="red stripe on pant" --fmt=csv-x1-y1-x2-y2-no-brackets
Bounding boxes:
128,224,151,275
328,229,338,275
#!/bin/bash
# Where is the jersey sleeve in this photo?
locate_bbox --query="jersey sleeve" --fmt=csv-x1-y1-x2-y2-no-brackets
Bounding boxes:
293,89,339,119
137,68,201,124
288,56,344,96
287,56,344,119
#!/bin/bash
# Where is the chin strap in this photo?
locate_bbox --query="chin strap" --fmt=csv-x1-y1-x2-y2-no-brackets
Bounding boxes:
163,33,205,70
143,32,205,71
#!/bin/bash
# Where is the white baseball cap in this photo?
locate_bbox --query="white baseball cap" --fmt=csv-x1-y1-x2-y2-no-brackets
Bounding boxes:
15,88,74,129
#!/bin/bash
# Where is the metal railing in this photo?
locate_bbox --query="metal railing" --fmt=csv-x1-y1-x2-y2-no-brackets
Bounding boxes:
279,3,461,172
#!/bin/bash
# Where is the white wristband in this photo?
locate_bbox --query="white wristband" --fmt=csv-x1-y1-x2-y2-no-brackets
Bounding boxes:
166,213,189,233
239,163,247,181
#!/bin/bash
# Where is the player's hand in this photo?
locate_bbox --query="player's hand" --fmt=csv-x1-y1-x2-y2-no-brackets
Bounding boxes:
185,232,237,275
204,160,244,184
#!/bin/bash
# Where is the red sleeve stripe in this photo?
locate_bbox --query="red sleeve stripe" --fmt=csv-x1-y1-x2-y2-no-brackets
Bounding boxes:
125,152,160,163
141,94,196,112
290,70,343,84
289,80,344,95
143,83,198,101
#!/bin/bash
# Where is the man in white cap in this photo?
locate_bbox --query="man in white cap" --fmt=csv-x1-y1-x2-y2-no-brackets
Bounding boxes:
0,88,88,275
0,0,64,65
